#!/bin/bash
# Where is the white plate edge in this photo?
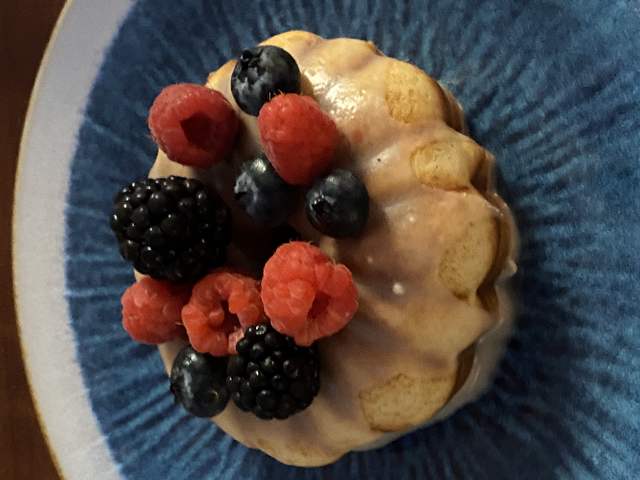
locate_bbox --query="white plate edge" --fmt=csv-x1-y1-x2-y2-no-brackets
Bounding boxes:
13,1,134,479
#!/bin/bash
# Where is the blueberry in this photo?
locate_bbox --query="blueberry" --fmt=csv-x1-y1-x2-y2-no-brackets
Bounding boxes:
231,45,301,116
169,346,229,417
305,169,369,237
234,155,296,226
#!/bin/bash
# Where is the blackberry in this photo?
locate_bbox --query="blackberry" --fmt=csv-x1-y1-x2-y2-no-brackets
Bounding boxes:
170,345,229,417
110,176,231,282
226,324,320,420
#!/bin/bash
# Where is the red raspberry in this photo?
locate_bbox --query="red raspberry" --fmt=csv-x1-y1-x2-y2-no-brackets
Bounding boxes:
181,270,264,356
258,94,339,186
261,242,358,346
148,83,239,168
121,277,190,344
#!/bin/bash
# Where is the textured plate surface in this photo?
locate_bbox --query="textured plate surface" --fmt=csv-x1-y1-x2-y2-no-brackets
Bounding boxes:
22,0,640,478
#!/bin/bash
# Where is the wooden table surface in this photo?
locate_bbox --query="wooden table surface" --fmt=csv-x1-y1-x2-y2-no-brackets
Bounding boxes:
1,1,66,479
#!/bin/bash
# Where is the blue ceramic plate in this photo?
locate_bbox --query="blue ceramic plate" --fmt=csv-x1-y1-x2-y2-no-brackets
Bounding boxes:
15,0,640,478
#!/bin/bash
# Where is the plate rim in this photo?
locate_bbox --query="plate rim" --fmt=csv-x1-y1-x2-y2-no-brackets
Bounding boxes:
13,3,73,477
12,1,133,478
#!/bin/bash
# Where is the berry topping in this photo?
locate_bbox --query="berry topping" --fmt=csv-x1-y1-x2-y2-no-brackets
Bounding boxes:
233,154,296,227
148,83,239,168
231,46,301,116
110,176,231,283
121,277,190,344
258,93,339,186
261,242,358,346
182,270,264,356
305,169,370,237
226,324,319,419
269,223,302,247
170,345,229,417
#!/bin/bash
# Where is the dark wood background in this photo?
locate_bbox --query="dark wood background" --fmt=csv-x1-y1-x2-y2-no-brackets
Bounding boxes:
1,1,65,478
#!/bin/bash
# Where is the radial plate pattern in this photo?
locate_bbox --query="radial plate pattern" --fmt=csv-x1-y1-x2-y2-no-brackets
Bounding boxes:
65,0,640,478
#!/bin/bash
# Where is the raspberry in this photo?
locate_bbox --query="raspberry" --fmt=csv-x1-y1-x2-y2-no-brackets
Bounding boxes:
261,242,358,346
121,277,190,344
258,94,339,186
182,270,264,356
148,83,239,168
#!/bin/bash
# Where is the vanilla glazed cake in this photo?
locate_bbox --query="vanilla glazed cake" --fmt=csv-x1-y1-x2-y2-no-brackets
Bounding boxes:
112,30,517,466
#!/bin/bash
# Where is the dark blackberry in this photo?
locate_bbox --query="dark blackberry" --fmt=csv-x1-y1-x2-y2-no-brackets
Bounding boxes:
170,345,229,417
110,176,231,282
226,324,320,420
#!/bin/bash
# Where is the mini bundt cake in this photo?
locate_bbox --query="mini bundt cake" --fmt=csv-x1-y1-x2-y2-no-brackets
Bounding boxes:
144,31,516,466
